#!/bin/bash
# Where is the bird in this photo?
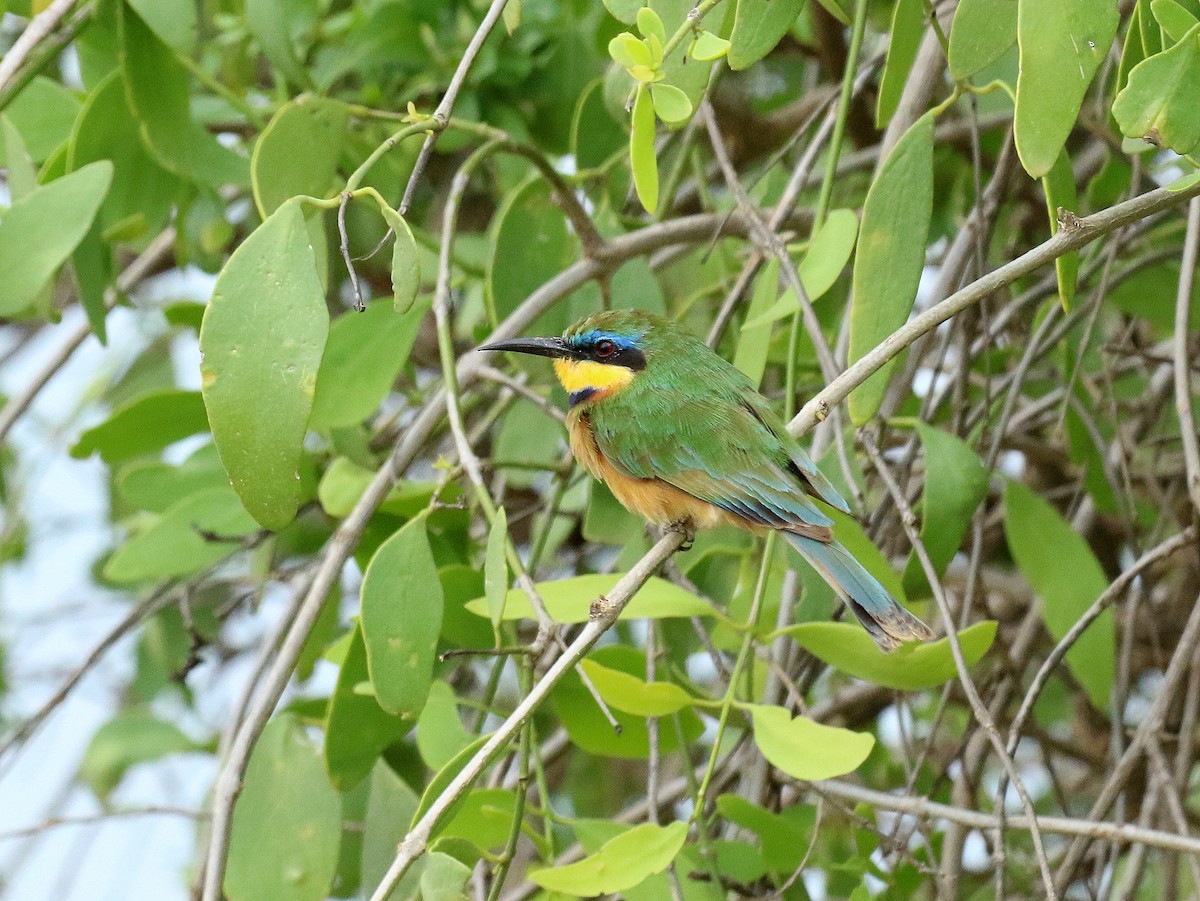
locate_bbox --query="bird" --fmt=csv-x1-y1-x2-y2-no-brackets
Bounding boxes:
479,309,933,651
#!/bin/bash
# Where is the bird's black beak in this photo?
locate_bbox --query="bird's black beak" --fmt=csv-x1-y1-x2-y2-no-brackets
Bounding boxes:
476,336,572,359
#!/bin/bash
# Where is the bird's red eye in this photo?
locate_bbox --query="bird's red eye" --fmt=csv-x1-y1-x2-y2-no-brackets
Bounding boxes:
595,339,616,358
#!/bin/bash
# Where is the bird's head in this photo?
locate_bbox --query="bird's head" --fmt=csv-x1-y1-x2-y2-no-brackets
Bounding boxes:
478,309,661,407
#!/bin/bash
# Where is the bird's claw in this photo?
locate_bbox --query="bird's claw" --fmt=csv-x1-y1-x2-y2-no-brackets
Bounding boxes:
667,519,696,550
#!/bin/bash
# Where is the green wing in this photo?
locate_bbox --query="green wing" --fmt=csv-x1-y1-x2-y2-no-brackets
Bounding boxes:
590,388,838,531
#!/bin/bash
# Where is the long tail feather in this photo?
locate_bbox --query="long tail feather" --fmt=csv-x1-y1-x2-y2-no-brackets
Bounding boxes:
783,533,934,651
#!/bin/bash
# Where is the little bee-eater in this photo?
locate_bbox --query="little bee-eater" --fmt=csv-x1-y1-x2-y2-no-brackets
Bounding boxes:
480,309,933,651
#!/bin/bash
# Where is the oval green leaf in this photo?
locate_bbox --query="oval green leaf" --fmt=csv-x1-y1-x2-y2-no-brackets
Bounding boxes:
71,389,208,464
901,424,990,599
81,711,199,800
199,199,329,530
484,508,509,628
360,517,443,717
1014,0,1118,177
465,573,715,623
323,623,412,791
748,704,875,781
781,620,998,691
848,113,933,425
579,658,695,716
226,715,341,901
381,205,422,313
531,821,688,895
876,0,926,127
104,486,259,584
691,30,731,61
1004,479,1113,710
0,160,112,316
309,297,428,430
741,209,859,329
630,85,658,214
1152,0,1199,42
649,82,693,124
948,0,1018,80
252,96,347,217
728,0,805,70
1113,24,1200,155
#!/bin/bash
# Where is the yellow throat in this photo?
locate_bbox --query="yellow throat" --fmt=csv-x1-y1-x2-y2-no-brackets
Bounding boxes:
552,358,634,398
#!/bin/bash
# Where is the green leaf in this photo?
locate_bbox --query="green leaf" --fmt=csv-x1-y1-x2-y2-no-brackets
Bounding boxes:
68,71,179,239
848,113,933,424
484,509,509,629
572,79,626,171
502,0,521,33
876,0,926,127
0,75,79,165
531,821,688,895
116,443,227,513
316,458,438,519
1041,150,1080,311
381,206,422,313
361,517,444,717
553,646,704,759
81,710,199,799
411,732,496,833
487,177,578,326
252,96,346,217
1152,0,1199,41
226,715,341,901
360,762,421,901
103,486,258,583
609,32,651,70
0,160,112,316
728,0,805,70
466,573,715,623
637,6,666,43
310,298,428,430
733,258,779,388
579,658,694,716
119,4,248,188
691,30,731,61
781,621,998,690
948,0,1018,80
126,0,198,53
1014,0,1119,177
741,209,859,329
1113,25,1200,155
748,704,875,780
1170,168,1200,191
199,199,329,530
901,424,990,599
630,85,659,214
649,82,693,124
416,681,473,771
324,624,411,791
1004,480,1113,709
71,389,208,464
419,852,471,901
440,789,519,852
245,0,315,89
2,115,37,201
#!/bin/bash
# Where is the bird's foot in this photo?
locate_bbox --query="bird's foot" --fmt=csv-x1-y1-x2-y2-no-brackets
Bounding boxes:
666,519,696,551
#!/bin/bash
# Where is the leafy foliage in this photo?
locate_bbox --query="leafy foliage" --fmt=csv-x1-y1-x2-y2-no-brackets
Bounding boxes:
2,1,1200,899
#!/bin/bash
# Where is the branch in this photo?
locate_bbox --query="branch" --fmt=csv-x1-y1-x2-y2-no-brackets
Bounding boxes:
805,779,1200,858
1174,196,1200,516
0,0,81,96
788,178,1200,436
0,228,176,446
398,0,511,213
367,531,686,901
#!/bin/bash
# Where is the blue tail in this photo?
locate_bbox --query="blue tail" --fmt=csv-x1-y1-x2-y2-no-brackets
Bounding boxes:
784,533,934,651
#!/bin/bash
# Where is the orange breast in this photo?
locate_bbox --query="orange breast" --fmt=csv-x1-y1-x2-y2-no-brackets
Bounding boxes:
566,410,733,530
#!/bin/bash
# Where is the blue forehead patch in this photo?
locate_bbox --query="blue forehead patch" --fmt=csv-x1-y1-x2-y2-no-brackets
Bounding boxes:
566,329,643,351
